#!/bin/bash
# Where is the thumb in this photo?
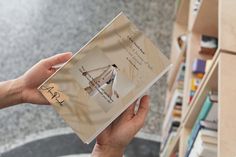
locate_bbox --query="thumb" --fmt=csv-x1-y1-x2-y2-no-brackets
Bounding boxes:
44,52,73,68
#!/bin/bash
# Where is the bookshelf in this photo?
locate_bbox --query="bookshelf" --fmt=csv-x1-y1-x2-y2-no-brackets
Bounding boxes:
160,0,236,157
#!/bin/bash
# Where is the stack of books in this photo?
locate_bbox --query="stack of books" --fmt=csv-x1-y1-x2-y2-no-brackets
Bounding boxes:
161,34,187,157
189,58,206,103
199,35,218,56
185,91,218,157
161,58,185,156
165,62,185,112
188,35,218,104
161,89,182,152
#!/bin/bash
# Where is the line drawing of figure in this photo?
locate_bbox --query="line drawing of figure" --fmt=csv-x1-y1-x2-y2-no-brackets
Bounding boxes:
82,64,119,99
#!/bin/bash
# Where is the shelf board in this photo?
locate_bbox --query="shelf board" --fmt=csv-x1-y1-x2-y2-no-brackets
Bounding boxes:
218,52,236,156
179,127,192,157
176,0,190,26
191,0,218,37
183,49,219,128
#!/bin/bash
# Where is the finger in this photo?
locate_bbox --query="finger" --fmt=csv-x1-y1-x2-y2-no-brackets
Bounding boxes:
133,95,150,126
121,103,135,120
120,98,138,119
44,52,73,68
112,100,136,127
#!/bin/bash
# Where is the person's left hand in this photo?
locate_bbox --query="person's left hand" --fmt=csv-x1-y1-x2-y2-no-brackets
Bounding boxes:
92,95,150,157
17,52,73,105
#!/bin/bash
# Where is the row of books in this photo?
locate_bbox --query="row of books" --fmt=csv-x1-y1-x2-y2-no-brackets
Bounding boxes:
161,89,182,152
161,69,184,155
166,61,185,112
161,34,187,157
185,91,218,157
189,58,206,103
161,131,178,157
189,35,218,104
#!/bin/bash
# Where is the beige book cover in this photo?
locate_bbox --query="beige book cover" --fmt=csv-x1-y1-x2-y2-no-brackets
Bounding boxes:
38,12,171,144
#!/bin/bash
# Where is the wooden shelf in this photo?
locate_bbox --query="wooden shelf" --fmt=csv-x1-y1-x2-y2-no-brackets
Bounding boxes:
218,52,236,156
160,127,181,157
182,32,214,118
219,1,236,52
165,22,187,113
176,0,190,26
179,127,191,157
167,50,185,91
168,22,187,65
162,1,236,156
191,0,218,37
183,50,219,127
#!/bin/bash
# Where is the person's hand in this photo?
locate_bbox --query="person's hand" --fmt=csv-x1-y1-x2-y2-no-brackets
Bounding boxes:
17,52,73,105
91,95,150,157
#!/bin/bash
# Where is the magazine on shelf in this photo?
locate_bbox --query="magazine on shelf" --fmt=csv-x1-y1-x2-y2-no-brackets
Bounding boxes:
38,12,171,143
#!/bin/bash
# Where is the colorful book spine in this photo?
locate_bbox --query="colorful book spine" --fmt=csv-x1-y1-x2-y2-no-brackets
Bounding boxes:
185,121,202,157
192,59,206,74
185,96,213,157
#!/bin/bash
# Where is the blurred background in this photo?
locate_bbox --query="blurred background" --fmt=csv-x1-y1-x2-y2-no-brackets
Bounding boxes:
0,0,175,156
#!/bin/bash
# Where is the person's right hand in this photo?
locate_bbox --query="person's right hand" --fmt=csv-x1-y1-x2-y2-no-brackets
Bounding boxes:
91,95,150,157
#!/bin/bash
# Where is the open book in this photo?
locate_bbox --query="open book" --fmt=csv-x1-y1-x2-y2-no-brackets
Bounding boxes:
38,12,171,144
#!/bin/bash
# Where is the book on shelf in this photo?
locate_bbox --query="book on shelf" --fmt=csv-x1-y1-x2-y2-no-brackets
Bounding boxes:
175,62,185,89
199,35,218,56
162,115,181,149
174,105,182,110
37,12,171,143
173,109,182,117
161,131,178,157
166,61,185,111
189,59,205,103
185,92,218,157
200,120,217,131
162,89,183,152
196,129,217,145
163,89,183,131
192,59,206,74
177,34,188,52
188,129,217,157
189,58,213,104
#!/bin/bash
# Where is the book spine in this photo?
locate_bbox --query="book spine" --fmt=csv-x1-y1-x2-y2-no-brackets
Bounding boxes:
185,122,202,157
188,96,212,143
185,96,213,157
